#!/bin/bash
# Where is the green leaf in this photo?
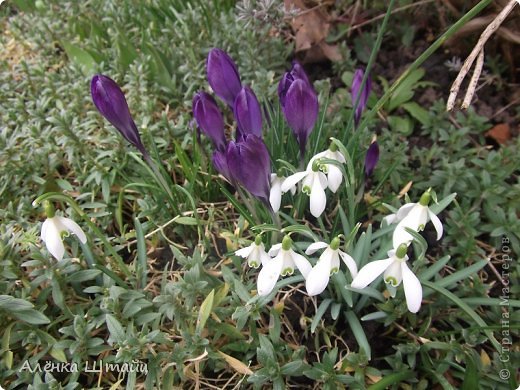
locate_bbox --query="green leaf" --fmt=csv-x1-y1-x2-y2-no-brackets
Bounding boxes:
106,314,125,344
197,289,215,333
367,370,415,390
387,115,414,136
12,309,51,325
134,217,147,289
311,299,332,333
61,41,97,74
402,102,430,125
175,216,199,226
345,311,371,360
67,269,102,283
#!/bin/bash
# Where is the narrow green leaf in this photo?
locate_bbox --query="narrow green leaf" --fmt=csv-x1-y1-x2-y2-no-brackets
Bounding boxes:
345,311,371,360
311,299,332,333
367,370,415,390
197,289,215,333
134,217,148,289
61,41,97,74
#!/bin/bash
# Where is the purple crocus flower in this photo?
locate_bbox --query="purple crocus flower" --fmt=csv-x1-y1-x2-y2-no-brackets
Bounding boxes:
91,74,148,156
212,149,234,184
234,86,263,140
193,91,227,151
278,61,312,107
206,48,242,108
364,141,379,176
351,68,372,127
282,78,319,156
227,135,271,205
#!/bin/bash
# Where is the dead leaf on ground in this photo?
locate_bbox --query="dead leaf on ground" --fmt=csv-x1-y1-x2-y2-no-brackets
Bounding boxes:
486,123,511,144
284,0,341,62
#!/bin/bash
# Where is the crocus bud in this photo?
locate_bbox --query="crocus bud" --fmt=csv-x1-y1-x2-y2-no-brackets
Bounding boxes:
234,86,262,140
206,48,242,107
91,74,148,156
212,149,234,184
193,91,226,151
227,135,271,205
364,140,379,177
351,68,371,127
282,78,319,156
278,61,311,107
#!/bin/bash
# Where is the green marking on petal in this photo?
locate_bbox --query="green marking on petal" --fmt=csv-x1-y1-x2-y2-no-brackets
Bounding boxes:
281,267,294,276
385,276,399,287
249,261,259,268
330,267,339,275
302,185,311,195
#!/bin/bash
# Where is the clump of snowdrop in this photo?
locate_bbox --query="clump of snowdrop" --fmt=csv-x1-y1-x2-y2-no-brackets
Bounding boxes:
235,235,270,268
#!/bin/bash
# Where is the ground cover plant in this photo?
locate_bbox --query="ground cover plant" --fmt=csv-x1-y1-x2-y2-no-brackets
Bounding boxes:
1,0,519,389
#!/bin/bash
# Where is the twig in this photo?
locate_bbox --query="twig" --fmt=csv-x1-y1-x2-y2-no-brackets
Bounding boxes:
462,48,485,108
447,0,518,111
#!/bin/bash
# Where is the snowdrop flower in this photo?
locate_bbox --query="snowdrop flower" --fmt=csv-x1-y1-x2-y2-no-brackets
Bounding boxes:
257,235,311,296
269,172,296,213
305,236,358,296
281,159,328,218
235,235,270,268
310,143,346,193
392,189,443,248
40,202,87,261
351,244,422,313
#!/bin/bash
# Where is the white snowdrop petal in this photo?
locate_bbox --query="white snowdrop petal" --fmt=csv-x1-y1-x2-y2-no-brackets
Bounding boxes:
428,209,443,241
44,223,65,261
401,262,422,313
395,203,417,221
327,165,343,193
257,256,283,296
58,216,87,244
235,245,254,258
309,178,327,218
305,241,328,255
305,254,333,296
383,260,403,287
268,243,282,257
281,171,307,193
291,252,312,279
351,257,394,289
339,251,358,278
269,180,282,212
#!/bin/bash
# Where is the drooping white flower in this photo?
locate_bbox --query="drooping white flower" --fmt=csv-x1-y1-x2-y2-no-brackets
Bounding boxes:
310,146,346,193
391,190,443,248
351,244,422,313
41,215,87,261
257,235,311,296
270,173,296,213
281,159,328,218
304,236,358,296
235,235,270,268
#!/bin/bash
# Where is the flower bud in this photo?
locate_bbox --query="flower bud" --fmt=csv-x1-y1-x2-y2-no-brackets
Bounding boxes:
351,68,371,127
206,48,242,107
234,86,263,140
192,91,226,151
91,74,148,156
364,141,379,177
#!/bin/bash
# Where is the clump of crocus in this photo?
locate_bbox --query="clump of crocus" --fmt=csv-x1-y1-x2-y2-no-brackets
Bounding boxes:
351,68,371,127
364,138,379,177
40,201,87,261
351,244,422,313
279,63,318,158
192,91,226,151
206,48,242,107
91,74,149,157
234,86,263,140
257,235,311,296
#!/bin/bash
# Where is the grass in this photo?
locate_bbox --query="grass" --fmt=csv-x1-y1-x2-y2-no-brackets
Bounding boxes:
1,0,519,389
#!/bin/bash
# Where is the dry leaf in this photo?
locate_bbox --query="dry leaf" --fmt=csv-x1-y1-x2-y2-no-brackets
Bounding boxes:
486,123,511,144
217,351,253,375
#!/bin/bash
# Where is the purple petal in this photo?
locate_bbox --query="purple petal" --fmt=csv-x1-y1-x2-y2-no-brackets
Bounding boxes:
212,149,234,184
227,135,271,204
278,61,312,108
351,68,372,127
364,141,379,176
90,74,147,155
234,86,263,140
282,78,319,155
193,91,226,151
206,48,242,108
